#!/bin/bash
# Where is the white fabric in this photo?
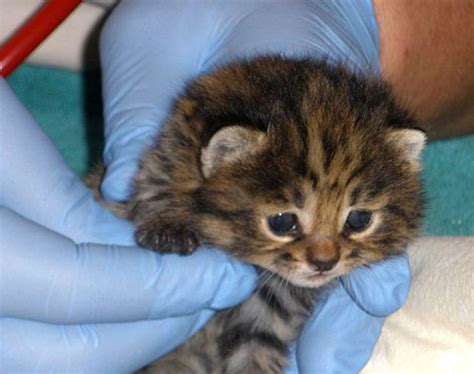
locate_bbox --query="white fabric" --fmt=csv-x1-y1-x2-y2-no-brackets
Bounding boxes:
364,236,474,373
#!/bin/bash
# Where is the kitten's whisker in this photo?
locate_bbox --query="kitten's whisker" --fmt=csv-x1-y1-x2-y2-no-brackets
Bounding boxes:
257,271,272,289
256,268,272,281
254,270,281,328
256,264,279,289
258,272,278,296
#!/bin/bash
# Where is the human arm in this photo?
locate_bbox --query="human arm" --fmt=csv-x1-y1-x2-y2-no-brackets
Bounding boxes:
373,0,474,140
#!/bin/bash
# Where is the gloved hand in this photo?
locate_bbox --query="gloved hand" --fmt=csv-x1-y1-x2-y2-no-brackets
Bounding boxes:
290,254,410,373
0,78,257,372
99,1,409,372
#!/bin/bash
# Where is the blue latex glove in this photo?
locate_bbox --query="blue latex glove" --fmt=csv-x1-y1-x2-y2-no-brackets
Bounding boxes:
99,0,410,372
0,78,257,372
291,255,410,373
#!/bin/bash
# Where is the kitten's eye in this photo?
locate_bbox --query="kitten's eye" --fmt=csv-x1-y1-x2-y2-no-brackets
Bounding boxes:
267,213,298,235
345,210,372,232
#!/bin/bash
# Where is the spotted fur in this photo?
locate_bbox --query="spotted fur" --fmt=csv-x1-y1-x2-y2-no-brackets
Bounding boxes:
94,56,425,372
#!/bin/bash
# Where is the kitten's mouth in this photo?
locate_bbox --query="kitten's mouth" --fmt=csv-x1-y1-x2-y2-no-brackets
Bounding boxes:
306,272,333,285
307,272,327,280
283,270,336,288
270,263,341,288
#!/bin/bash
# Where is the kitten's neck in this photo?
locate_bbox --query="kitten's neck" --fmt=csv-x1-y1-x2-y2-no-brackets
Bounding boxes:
255,267,320,317
222,268,324,347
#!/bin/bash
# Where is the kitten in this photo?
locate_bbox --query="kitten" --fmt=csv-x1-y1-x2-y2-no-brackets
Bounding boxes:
94,56,425,373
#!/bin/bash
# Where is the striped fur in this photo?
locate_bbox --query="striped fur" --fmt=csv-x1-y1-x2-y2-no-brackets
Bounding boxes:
96,56,425,372
145,273,320,374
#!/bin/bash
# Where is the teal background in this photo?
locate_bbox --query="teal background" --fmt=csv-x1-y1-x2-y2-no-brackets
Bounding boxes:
7,64,474,235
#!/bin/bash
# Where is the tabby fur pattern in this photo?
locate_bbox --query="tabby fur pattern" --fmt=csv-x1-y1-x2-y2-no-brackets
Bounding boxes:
93,56,425,373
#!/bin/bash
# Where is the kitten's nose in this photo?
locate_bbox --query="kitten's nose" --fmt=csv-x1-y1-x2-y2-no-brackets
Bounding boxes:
307,238,339,272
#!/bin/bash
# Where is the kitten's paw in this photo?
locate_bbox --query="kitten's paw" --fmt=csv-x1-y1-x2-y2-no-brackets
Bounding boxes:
135,225,199,255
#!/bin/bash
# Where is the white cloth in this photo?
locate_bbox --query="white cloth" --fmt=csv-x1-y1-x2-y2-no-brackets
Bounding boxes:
364,237,474,373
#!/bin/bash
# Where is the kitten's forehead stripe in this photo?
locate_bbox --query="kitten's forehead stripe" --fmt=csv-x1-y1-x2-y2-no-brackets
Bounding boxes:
329,181,341,193
302,169,318,191
293,188,305,208
321,128,337,172
345,163,366,189
350,186,363,206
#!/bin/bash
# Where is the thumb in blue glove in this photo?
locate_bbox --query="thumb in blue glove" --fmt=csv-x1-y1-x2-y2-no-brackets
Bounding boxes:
0,207,257,372
293,254,410,373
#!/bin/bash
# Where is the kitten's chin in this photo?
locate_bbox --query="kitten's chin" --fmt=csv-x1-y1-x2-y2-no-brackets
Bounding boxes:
288,273,337,288
275,267,341,289
272,262,349,289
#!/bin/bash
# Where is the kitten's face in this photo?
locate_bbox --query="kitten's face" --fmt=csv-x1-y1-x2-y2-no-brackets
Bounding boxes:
197,125,424,288
189,59,425,288
125,58,425,288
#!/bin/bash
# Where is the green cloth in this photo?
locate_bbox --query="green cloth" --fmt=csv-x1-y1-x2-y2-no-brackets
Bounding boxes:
7,64,474,235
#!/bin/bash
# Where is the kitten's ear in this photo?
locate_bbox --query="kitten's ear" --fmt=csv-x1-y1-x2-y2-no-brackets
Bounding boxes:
201,126,267,178
388,128,426,168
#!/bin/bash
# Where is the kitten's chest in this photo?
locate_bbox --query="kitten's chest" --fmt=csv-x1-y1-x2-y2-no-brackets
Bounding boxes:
220,274,319,344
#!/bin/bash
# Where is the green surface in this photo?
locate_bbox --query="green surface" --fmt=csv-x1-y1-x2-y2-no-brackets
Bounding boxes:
8,64,104,176
7,64,474,235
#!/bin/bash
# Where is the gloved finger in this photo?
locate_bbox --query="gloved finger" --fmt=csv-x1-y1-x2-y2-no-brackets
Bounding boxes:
340,253,411,316
296,283,384,373
99,0,380,202
0,77,134,246
99,0,215,201
1,310,213,373
0,208,256,324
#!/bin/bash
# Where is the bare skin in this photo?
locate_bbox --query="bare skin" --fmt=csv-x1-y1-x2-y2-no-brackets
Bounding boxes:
373,0,474,140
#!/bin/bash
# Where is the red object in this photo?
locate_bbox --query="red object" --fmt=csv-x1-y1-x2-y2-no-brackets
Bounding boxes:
0,0,82,77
